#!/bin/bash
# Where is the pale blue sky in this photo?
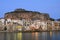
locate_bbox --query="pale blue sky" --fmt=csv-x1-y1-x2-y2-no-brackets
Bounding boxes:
0,0,60,19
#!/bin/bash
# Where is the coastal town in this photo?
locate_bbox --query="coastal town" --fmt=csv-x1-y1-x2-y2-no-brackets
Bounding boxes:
0,9,60,32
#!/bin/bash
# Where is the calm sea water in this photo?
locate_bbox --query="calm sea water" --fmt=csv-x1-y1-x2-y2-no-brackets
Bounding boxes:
0,32,60,40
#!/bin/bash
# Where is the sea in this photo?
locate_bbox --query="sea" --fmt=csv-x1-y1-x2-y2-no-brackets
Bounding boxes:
0,31,60,40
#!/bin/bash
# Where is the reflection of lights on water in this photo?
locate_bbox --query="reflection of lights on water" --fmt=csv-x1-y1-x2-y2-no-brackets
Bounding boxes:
32,32,39,40
50,32,52,37
17,32,22,40
35,32,38,40
32,32,35,40
35,32,38,37
32,32,35,36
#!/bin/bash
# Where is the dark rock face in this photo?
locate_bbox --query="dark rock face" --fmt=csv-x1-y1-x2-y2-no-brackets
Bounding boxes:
4,9,50,21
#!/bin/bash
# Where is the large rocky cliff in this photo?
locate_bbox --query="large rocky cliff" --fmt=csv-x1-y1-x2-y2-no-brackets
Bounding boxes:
4,9,50,21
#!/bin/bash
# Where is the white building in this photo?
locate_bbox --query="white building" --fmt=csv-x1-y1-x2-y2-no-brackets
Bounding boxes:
0,18,5,30
0,18,5,25
6,19,23,25
41,21,47,30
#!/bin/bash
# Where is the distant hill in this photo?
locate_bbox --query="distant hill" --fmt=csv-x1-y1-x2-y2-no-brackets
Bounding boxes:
57,18,60,21
4,8,50,21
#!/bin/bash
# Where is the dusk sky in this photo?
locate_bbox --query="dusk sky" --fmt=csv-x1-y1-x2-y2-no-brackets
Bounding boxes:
0,0,60,19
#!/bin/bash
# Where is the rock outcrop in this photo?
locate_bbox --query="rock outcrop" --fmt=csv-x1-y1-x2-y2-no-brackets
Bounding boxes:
4,8,50,21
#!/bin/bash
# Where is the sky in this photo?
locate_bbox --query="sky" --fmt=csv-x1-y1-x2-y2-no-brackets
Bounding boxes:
0,0,60,19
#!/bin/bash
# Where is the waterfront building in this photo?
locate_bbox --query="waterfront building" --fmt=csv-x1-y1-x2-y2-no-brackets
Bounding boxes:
51,21,55,30
0,18,5,31
40,21,47,31
47,20,52,31
0,18,60,31
58,22,60,30
53,21,60,30
0,18,5,25
51,21,60,30
16,25,23,31
29,20,47,31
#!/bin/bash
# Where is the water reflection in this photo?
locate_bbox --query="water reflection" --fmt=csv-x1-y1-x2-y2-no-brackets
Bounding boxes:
0,32,60,40
17,32,22,40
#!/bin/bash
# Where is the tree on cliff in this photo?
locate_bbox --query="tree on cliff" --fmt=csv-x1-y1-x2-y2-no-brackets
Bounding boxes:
50,18,55,21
